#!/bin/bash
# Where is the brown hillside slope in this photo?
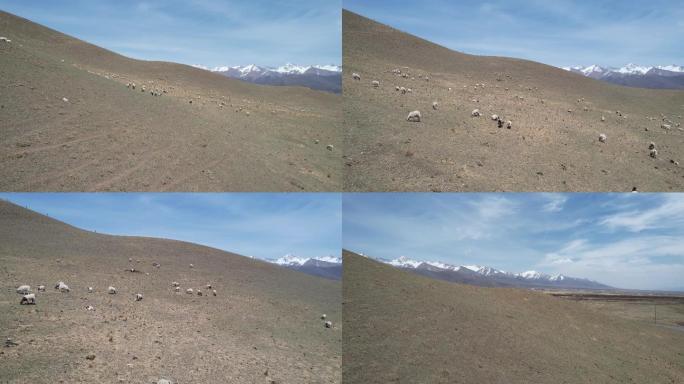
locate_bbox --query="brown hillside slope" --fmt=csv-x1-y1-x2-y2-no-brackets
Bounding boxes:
343,250,684,384
343,10,684,192
0,200,341,383
0,11,341,191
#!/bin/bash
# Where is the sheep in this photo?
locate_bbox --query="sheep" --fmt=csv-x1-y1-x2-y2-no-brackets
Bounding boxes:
37,285,45,292
601,116,606,122
352,73,361,80
598,133,607,143
497,119,504,128
172,281,180,287
212,289,217,296
491,114,499,121
20,294,36,305
432,101,439,110
407,88,412,93
206,284,212,289
197,290,203,296
16,285,30,294
649,142,656,150
131,83,136,90
400,87,407,94
175,287,181,293
108,286,117,294
662,124,671,130
186,288,194,294
650,149,658,158
141,85,146,92
324,321,332,328
506,120,512,129
0,37,12,43
126,83,131,88
406,110,421,122
88,287,93,293
371,80,380,88
62,97,69,103
471,109,481,117
189,263,194,269
85,305,95,311
55,282,70,292
135,293,143,301
321,314,327,320
326,144,334,151
395,86,400,91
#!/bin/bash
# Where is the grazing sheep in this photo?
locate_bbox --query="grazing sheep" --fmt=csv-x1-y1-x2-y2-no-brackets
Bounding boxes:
0,37,12,43
395,86,400,91
400,87,407,94
172,281,180,287
62,97,69,103
131,83,136,90
598,133,607,143
324,321,332,328
85,305,95,311
407,88,412,93
189,263,194,269
135,293,143,301
20,294,36,305
55,282,70,292
126,83,131,88
16,285,30,294
37,285,45,292
371,80,380,88
352,73,361,80
321,314,327,320
506,120,512,129
649,142,656,150
407,110,421,122
601,116,605,122
471,109,481,117
88,287,93,293
197,290,203,296
491,114,499,121
212,289,217,296
186,288,194,294
175,287,180,293
497,119,503,128
662,124,671,130
432,102,439,110
206,284,212,289
108,286,117,294
141,85,146,92
650,149,658,158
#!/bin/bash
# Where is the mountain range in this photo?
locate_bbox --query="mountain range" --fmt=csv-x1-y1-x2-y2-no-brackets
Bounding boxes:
267,254,342,280
371,255,611,290
193,63,342,94
562,63,684,89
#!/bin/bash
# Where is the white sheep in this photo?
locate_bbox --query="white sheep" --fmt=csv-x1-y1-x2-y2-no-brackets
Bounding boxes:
197,290,203,296
55,281,70,292
662,124,671,130
16,285,30,294
395,86,400,91
491,114,499,121
407,88,412,93
88,287,93,293
407,110,421,122
85,305,95,311
175,287,181,293
186,288,194,294
326,144,334,151
471,109,481,117
206,284,212,289
131,83,136,90
598,133,607,143
321,314,327,320
172,281,180,287
506,120,512,129
212,289,217,296
189,263,194,269
37,285,45,292
601,116,605,122
135,293,143,301
649,142,656,150
352,73,361,80
0,37,12,43
432,102,438,110
324,321,332,328
108,286,117,294
400,87,407,94
650,148,658,158
371,80,380,88
20,293,36,305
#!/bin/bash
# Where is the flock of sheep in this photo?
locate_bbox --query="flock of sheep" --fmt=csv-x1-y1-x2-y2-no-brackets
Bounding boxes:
352,69,680,165
126,82,166,97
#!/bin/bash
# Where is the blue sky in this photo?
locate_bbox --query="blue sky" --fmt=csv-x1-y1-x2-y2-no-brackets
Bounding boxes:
343,193,684,291
0,0,341,67
344,0,684,68
0,193,341,260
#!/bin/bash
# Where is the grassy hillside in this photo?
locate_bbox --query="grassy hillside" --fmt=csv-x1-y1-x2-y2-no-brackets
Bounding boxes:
0,11,341,191
343,250,684,384
0,201,341,383
343,10,684,192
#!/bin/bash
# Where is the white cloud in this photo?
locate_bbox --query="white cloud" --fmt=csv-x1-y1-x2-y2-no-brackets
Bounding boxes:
541,193,568,212
600,195,684,232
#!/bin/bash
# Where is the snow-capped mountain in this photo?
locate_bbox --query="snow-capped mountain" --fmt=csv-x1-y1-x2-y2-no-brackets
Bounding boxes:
192,63,342,93
561,64,684,89
266,254,341,280
376,256,610,289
